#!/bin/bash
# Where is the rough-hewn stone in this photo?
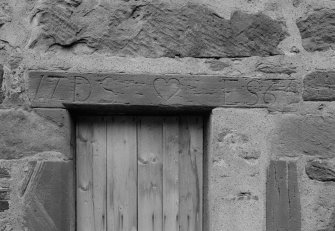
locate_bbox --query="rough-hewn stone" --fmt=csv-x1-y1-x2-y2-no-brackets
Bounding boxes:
303,71,335,101
32,2,287,58
306,159,335,182
256,61,297,75
0,188,9,200
34,108,70,128
0,200,9,212
0,167,9,178
297,9,335,52
205,60,230,71
23,161,74,231
0,109,71,159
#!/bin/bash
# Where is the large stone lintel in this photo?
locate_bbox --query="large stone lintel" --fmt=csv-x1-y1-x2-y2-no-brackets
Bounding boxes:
29,72,299,109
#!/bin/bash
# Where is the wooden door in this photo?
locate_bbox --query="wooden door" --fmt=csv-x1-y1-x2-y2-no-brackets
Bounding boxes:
76,116,203,231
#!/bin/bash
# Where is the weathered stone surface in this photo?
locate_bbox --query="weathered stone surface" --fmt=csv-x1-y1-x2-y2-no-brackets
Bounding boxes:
303,71,335,101
32,2,287,58
0,200,9,212
256,61,297,75
205,60,230,71
266,160,301,231
19,161,36,198
28,72,299,108
38,5,80,46
306,159,335,182
272,114,335,158
210,109,270,231
0,167,9,178
0,188,9,200
0,109,70,159
23,161,74,231
34,108,70,127
297,9,335,52
0,2,11,26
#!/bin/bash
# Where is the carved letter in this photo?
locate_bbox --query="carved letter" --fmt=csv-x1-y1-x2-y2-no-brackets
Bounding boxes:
74,76,92,102
246,80,260,105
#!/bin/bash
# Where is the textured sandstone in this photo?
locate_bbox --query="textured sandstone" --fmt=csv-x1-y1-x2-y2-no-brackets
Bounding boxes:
306,159,335,182
0,109,71,159
23,161,74,231
256,60,297,75
210,109,271,231
271,114,335,158
34,108,70,128
297,9,335,52
303,71,335,101
32,2,287,58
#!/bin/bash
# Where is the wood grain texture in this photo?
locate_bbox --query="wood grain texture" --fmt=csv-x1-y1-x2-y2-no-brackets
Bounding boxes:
76,116,204,231
266,160,276,231
276,161,288,231
137,117,163,231
179,116,203,231
29,72,299,108
288,162,301,231
266,160,301,231
77,118,107,231
106,117,137,231
163,117,179,231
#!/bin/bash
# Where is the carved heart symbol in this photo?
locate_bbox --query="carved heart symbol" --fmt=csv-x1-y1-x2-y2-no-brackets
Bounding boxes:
153,78,181,101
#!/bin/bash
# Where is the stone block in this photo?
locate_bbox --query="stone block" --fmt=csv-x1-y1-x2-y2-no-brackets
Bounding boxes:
0,109,71,159
0,200,9,212
28,72,300,108
306,159,335,182
0,188,9,200
0,167,10,178
210,109,272,231
33,2,287,58
271,114,335,158
34,108,70,128
303,71,335,101
23,161,75,231
297,9,335,52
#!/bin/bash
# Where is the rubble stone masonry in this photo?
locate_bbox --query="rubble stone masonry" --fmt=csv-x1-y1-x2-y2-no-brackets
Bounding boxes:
1,0,335,230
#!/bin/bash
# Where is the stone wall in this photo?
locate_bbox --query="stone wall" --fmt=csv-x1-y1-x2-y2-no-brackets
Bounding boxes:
1,0,335,230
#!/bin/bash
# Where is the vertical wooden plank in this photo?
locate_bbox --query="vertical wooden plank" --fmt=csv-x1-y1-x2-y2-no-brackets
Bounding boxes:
138,117,163,231
179,116,203,231
106,116,137,231
276,161,289,231
288,162,301,231
163,117,179,231
266,161,276,231
77,117,107,231
266,160,290,231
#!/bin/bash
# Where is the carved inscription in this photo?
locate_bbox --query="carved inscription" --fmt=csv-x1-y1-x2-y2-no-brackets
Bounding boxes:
153,78,181,100
28,72,299,108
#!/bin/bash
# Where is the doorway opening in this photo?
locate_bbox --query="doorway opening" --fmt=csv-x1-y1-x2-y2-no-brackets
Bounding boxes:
76,115,204,231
